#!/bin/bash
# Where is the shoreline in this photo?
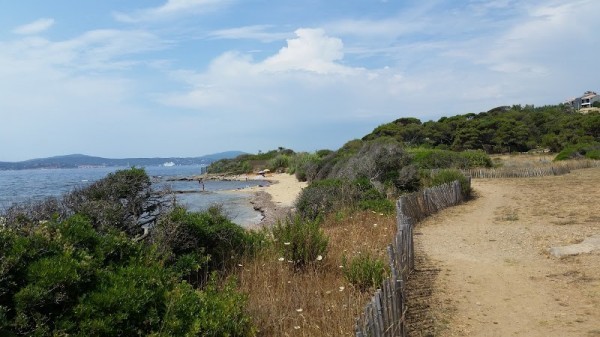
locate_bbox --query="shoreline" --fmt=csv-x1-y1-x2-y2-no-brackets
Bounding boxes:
222,173,308,227
166,172,307,227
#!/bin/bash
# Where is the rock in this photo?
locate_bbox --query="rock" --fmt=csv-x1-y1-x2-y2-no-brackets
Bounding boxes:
548,235,600,257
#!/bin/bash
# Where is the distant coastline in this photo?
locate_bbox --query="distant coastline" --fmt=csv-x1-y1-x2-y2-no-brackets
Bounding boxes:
0,151,245,171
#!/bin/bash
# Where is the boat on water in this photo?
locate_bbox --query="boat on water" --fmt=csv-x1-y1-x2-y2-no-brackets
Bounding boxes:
163,161,175,167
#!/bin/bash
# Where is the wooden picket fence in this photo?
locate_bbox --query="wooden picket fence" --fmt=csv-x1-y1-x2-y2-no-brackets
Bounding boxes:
355,179,470,337
462,159,600,179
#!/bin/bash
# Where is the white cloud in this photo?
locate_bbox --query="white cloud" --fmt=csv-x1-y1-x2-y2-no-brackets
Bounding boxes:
482,1,600,76
261,28,356,75
12,18,55,35
1,29,165,73
158,28,423,123
114,0,230,23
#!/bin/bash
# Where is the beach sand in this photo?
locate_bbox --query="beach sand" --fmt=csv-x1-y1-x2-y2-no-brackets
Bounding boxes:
255,173,308,207
228,173,308,227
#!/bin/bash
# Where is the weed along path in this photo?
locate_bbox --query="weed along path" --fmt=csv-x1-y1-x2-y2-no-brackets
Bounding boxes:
411,168,600,337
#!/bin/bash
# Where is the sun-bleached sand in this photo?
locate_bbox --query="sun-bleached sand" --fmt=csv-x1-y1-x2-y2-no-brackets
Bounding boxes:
259,173,308,207
229,173,308,207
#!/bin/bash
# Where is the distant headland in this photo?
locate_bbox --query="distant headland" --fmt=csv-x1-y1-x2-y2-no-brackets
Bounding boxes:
0,152,245,170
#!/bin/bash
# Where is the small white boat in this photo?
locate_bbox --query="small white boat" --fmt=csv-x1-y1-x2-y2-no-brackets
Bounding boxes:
163,161,175,167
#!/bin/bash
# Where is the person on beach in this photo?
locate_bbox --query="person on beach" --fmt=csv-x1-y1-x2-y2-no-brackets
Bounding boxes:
199,178,205,191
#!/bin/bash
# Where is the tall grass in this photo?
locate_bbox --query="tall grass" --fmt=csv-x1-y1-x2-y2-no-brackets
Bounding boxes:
237,211,396,336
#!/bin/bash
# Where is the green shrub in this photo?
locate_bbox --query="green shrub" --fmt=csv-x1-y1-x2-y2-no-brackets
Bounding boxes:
554,142,600,161
152,206,262,282
288,152,320,181
459,150,493,167
294,179,345,220
409,148,469,169
267,155,290,172
428,169,471,198
295,178,394,220
357,199,395,215
0,215,257,337
272,216,328,270
342,254,387,291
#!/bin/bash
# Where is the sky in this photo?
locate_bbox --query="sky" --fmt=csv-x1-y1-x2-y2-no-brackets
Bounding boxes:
1,0,599,161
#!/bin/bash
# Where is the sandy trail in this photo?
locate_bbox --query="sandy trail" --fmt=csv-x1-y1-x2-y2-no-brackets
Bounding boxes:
413,169,600,336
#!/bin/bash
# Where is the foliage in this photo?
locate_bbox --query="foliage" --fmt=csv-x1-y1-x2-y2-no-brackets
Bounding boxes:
0,215,255,337
208,147,295,174
151,206,264,285
554,142,600,161
267,154,291,172
459,150,493,167
288,152,320,182
313,138,412,185
272,216,328,270
294,178,390,220
357,199,395,215
342,254,387,292
361,105,600,155
409,148,492,169
427,169,471,198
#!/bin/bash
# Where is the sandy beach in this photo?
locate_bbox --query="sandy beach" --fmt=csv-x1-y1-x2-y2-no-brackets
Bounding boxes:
227,173,308,226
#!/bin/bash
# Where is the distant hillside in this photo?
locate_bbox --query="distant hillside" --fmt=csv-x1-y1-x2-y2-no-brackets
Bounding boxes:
362,104,600,154
0,151,245,170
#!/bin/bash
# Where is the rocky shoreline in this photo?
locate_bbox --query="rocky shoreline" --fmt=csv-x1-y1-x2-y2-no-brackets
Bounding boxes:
248,190,292,227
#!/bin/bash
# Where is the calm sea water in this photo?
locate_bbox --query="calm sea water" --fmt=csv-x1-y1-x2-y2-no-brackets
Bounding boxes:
0,166,268,226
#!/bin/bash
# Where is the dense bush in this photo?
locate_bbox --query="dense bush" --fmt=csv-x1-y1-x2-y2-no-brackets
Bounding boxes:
362,104,600,154
294,178,391,220
427,169,471,198
288,152,320,182
0,215,256,337
272,216,328,270
267,154,291,172
342,254,387,292
459,150,493,167
151,205,264,285
208,148,296,174
554,142,600,161
410,148,464,169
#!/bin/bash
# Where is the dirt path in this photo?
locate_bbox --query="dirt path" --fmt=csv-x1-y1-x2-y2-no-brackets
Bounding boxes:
411,169,600,336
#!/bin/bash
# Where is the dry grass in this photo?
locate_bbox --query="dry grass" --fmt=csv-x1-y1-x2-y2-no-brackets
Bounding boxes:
490,153,555,168
237,211,396,336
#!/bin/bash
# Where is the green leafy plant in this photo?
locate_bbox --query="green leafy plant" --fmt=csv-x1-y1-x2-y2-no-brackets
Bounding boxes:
428,169,471,198
554,142,600,161
272,216,328,270
342,254,387,291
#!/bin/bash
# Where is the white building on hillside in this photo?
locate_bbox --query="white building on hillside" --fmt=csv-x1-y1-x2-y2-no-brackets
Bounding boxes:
565,91,600,110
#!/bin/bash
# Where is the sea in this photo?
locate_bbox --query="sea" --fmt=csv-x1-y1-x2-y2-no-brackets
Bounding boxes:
0,165,268,227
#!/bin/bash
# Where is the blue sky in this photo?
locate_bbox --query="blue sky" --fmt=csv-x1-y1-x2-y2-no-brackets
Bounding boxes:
1,0,598,161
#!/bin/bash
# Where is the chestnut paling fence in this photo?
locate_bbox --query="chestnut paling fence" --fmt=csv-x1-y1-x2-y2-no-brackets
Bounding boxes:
355,179,470,337
461,159,600,179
